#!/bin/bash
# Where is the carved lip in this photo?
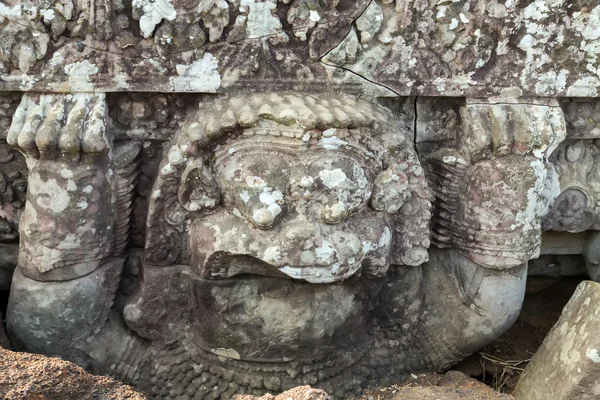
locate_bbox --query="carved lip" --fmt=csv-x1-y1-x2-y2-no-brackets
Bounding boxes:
202,251,373,283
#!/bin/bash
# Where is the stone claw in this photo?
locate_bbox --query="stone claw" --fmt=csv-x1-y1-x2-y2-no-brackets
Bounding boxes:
462,100,566,163
8,93,109,159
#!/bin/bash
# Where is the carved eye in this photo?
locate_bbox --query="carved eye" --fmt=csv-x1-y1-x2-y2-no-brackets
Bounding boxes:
250,206,280,229
248,189,285,229
321,201,351,224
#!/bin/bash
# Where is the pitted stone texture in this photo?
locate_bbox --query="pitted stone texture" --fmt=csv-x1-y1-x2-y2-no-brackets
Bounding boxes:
0,142,27,243
0,1,600,96
0,94,22,139
514,280,600,400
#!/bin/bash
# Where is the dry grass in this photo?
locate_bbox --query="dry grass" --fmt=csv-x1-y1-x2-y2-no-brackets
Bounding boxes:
477,351,531,393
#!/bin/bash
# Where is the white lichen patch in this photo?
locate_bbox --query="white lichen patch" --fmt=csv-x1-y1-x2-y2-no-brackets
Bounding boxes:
113,73,130,89
132,0,177,38
567,77,600,97
48,52,64,67
1,74,38,91
586,348,600,363
318,136,348,150
60,169,73,179
309,10,321,22
240,0,285,39
315,240,335,265
32,175,70,214
64,60,99,91
355,0,383,43
319,168,347,188
239,191,250,203
259,189,283,206
251,187,284,226
0,3,25,20
66,180,77,192
378,226,392,249
170,53,221,92
263,246,282,263
40,8,55,22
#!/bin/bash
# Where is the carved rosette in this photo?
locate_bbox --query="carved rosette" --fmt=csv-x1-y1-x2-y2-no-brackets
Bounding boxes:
544,138,600,233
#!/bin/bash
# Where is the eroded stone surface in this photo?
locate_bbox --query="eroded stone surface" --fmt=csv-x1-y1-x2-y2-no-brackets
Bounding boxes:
0,4,597,398
0,1,599,96
514,280,600,400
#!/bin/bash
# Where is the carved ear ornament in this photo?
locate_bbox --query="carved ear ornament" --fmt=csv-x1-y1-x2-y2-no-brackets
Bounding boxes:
178,157,221,213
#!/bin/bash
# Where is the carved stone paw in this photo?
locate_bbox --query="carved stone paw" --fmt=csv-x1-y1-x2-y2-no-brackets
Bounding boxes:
6,93,124,281
427,101,568,268
462,101,566,163
7,93,109,160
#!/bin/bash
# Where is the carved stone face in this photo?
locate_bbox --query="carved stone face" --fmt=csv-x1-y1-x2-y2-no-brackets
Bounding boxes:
135,93,431,369
192,136,392,282
187,135,392,361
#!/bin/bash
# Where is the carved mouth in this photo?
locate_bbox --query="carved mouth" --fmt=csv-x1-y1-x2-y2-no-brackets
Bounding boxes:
188,271,382,363
202,251,369,283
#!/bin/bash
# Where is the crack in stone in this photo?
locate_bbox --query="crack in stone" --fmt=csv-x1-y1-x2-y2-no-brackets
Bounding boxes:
413,96,420,159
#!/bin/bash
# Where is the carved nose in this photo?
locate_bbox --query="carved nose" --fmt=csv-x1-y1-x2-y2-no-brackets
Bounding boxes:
280,219,337,266
281,218,321,244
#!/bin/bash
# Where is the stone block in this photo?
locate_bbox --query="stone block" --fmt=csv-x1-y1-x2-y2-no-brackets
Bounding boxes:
514,280,600,400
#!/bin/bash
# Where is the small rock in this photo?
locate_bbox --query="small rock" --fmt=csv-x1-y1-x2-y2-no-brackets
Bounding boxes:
390,371,512,400
514,280,600,400
234,386,330,400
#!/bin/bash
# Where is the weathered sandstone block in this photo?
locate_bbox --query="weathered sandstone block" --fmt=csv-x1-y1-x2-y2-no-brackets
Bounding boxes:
514,280,600,400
